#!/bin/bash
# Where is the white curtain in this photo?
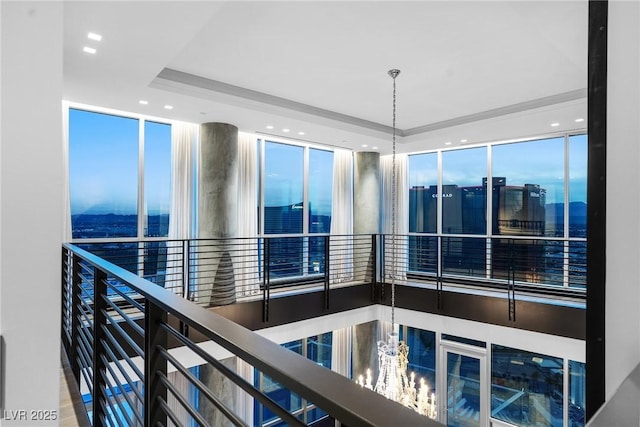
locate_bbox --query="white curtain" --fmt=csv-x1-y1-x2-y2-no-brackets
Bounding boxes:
236,132,259,296
331,326,352,378
167,122,198,296
329,149,354,284
381,154,409,281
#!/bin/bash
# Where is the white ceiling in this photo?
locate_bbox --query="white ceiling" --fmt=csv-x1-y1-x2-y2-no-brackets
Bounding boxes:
63,1,588,154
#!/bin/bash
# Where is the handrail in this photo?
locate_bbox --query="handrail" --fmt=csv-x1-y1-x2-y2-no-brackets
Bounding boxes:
62,243,438,426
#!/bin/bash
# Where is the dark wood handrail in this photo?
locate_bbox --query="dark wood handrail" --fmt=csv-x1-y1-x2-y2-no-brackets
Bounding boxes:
63,243,440,427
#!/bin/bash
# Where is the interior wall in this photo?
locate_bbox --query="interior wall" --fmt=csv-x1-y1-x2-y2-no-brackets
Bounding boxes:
0,2,63,422
605,0,640,399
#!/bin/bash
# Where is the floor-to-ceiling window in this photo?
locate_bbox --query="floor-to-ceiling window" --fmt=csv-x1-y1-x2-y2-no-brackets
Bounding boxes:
260,139,334,282
407,133,587,291
254,332,333,426
68,107,172,280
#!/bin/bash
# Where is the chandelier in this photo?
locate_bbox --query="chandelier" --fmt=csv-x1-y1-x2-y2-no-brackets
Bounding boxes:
356,69,436,420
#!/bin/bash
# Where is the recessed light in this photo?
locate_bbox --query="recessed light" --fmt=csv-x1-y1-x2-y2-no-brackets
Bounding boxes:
298,131,305,136
164,105,173,110
372,147,379,150
551,122,560,127
83,46,96,54
266,125,274,130
87,32,102,42
362,144,368,148
460,139,467,143
445,142,452,146
139,100,148,105
575,118,585,123
282,128,290,133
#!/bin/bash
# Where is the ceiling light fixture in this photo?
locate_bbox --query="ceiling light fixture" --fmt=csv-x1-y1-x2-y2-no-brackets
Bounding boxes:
266,125,274,130
362,144,368,148
164,105,173,110
83,46,96,54
460,139,467,143
551,122,560,127
373,147,379,150
87,32,102,41
575,118,585,123
357,69,436,420
298,131,305,136
282,128,290,133
445,142,452,146
139,100,148,105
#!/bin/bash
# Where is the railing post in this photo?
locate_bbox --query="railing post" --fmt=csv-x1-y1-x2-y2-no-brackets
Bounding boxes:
508,239,516,321
144,300,168,427
180,240,191,337
437,236,443,310
92,267,109,427
376,234,382,302
324,235,330,310
70,252,82,384
182,239,190,300
263,238,270,322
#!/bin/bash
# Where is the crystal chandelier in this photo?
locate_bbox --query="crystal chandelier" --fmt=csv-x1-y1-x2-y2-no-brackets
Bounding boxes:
356,69,436,420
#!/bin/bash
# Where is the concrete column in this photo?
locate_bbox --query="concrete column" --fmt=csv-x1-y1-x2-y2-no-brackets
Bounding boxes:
199,357,238,427
353,152,381,282
352,321,381,384
198,123,238,306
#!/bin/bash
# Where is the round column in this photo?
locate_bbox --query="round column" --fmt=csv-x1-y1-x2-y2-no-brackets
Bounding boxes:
354,152,381,282
198,123,238,306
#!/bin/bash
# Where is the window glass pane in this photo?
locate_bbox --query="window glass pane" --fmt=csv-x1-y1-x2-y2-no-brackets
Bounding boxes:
569,135,587,238
69,109,139,238
399,327,436,392
264,141,304,234
492,138,565,237
144,121,171,237
409,153,438,233
491,344,563,427
408,235,438,274
447,353,480,426
569,360,586,427
309,149,333,233
442,236,486,279
569,241,587,288
306,333,332,424
442,147,487,234
491,238,565,286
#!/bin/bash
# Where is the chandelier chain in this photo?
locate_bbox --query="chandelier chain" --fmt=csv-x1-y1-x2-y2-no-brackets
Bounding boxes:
390,69,398,328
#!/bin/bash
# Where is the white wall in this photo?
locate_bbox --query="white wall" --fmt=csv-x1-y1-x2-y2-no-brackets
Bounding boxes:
606,0,640,399
0,2,63,425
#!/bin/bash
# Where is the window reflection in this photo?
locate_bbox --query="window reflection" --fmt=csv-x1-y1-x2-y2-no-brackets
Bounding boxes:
492,138,565,237
491,344,563,427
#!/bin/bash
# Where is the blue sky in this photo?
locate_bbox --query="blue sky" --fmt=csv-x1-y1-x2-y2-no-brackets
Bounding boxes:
70,108,586,218
69,108,171,215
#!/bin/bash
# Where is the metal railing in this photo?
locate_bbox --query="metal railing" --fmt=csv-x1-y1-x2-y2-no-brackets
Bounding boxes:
77,234,586,306
62,243,436,427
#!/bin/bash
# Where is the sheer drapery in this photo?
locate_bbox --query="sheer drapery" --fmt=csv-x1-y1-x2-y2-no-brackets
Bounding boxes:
236,132,259,296
329,149,354,284
167,122,198,296
381,154,409,280
331,326,353,378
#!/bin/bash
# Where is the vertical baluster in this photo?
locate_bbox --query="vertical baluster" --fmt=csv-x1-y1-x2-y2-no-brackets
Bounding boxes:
324,235,330,309
92,267,109,427
70,252,82,385
263,238,270,322
144,301,168,427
